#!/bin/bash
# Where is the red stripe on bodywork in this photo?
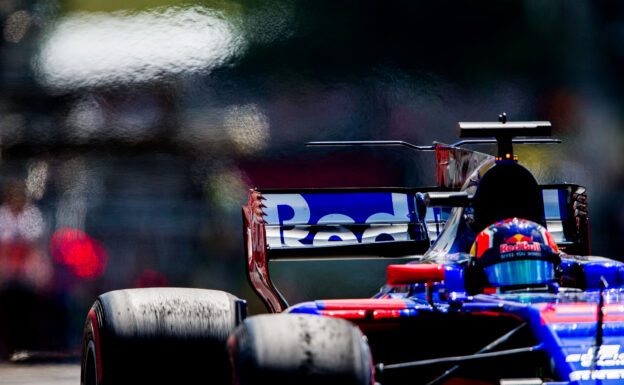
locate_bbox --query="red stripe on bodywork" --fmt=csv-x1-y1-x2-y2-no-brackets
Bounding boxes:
470,311,523,322
87,308,103,382
320,310,367,319
372,309,402,320
540,303,624,324
319,299,408,310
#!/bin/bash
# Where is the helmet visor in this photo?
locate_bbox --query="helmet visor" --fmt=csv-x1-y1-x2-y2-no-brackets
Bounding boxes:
483,259,554,287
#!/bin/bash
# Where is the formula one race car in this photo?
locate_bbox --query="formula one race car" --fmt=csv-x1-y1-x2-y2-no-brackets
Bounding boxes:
80,116,622,385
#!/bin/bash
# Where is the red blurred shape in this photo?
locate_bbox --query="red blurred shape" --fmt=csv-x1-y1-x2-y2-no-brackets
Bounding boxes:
372,309,402,320
50,227,107,279
387,264,445,286
321,299,407,310
320,310,366,320
134,269,170,288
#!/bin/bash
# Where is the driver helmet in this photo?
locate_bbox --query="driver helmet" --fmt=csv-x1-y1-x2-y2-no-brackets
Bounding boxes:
469,217,560,289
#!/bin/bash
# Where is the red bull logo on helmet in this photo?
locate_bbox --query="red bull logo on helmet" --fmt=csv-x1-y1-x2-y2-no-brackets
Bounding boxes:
505,234,533,244
471,218,558,258
500,241,541,254
500,233,541,253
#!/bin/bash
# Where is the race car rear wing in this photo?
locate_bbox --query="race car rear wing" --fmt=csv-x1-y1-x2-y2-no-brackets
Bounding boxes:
245,117,580,311
260,189,431,257
242,184,589,312
242,188,432,312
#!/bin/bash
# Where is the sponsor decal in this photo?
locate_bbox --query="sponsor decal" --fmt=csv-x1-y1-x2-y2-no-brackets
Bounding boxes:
566,345,624,368
499,241,541,254
262,193,413,247
568,345,624,381
570,369,624,381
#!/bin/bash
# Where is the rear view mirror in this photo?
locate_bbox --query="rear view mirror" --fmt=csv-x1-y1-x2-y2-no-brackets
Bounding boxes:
387,264,445,286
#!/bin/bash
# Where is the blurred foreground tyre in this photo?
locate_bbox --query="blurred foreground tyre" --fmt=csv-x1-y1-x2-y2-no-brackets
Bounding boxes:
228,314,373,385
80,288,246,385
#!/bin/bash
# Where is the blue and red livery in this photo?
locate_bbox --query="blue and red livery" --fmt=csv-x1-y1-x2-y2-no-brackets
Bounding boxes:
242,119,621,384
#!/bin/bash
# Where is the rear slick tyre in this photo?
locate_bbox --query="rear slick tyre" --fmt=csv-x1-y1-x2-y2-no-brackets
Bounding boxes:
80,287,246,385
228,314,373,385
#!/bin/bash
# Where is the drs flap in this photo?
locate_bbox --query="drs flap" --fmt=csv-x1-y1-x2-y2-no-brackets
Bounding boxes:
260,191,428,254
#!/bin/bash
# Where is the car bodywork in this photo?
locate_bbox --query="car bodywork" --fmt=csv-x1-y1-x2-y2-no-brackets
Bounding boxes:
241,120,621,385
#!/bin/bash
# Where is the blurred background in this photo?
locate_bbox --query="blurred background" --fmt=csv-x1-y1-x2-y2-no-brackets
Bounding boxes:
0,0,622,357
